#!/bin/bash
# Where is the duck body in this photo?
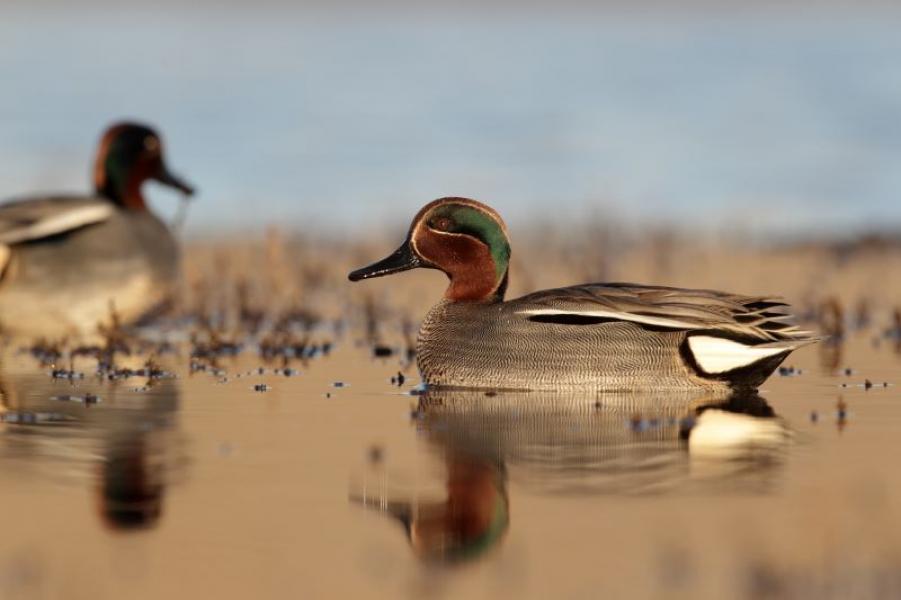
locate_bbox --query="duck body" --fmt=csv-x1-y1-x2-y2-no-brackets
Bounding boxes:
351,198,817,392
418,285,806,391
0,123,193,339
0,196,178,337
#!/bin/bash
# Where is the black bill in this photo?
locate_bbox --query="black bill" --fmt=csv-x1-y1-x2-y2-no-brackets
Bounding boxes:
348,241,422,281
154,164,196,196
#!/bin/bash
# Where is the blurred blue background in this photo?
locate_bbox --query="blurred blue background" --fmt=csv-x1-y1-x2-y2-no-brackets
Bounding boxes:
1,2,900,236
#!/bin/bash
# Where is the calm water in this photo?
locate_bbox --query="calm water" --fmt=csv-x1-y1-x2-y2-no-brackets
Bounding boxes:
1,328,900,599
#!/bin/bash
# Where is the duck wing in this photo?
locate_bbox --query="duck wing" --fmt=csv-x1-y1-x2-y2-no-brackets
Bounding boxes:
0,196,115,245
512,282,817,356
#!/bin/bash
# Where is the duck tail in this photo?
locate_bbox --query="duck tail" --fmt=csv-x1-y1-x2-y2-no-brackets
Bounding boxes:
684,330,820,389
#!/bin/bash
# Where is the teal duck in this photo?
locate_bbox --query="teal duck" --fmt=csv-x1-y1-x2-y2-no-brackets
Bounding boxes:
0,122,194,338
349,197,817,391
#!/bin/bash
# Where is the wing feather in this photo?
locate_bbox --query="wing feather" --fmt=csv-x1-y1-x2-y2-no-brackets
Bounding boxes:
513,282,816,344
0,196,114,245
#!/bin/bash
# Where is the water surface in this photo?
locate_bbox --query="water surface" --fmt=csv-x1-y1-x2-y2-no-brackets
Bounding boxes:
0,329,899,598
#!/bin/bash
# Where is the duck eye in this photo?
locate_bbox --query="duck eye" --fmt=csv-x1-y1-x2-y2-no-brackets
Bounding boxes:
431,217,454,232
144,136,160,153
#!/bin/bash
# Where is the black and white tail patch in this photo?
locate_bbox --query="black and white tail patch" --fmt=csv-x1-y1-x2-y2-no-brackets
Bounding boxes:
687,336,790,374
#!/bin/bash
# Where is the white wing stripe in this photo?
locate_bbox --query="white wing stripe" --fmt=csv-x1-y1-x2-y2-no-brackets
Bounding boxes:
518,308,698,330
687,335,787,374
0,204,114,244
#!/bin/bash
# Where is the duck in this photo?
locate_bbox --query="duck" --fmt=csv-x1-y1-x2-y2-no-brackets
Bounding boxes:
0,122,194,339
349,197,818,391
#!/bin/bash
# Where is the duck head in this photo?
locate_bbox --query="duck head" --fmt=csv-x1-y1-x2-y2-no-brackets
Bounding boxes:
349,197,511,302
93,122,195,211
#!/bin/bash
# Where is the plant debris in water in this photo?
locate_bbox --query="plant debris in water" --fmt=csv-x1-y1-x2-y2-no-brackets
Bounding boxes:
50,394,101,405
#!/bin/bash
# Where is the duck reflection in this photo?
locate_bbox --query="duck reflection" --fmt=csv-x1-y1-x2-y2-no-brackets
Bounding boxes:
353,388,788,564
419,389,787,495
0,366,182,531
353,454,508,564
98,429,169,530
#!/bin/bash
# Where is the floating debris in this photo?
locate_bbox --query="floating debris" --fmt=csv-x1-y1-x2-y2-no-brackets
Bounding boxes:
2,411,74,424
372,345,394,358
839,378,890,390
101,364,174,381
50,394,100,405
778,366,802,377
24,340,63,366
50,368,84,380
837,397,848,431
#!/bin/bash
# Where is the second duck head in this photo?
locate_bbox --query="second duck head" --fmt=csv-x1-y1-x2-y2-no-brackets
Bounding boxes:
349,197,511,303
93,122,195,211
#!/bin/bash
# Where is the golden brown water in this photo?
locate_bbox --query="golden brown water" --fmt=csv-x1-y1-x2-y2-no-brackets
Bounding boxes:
1,324,900,599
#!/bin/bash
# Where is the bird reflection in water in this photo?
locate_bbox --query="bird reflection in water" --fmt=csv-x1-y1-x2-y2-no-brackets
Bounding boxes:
0,368,182,532
352,388,789,564
98,435,166,530
352,454,509,564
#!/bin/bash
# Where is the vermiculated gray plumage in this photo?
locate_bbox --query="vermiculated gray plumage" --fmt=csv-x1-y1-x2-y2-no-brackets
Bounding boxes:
0,196,178,337
417,283,817,391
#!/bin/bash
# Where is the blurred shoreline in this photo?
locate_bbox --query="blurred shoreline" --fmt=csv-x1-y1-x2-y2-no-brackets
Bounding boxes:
181,223,901,333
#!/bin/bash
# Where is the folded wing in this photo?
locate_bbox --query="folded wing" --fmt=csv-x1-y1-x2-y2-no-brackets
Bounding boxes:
514,282,818,374
0,196,114,246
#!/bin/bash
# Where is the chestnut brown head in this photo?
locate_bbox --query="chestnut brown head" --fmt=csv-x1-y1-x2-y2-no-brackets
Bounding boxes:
93,122,195,210
349,197,511,302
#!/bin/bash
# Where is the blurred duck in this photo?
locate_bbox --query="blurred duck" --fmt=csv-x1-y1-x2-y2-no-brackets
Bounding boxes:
0,122,194,338
350,197,818,391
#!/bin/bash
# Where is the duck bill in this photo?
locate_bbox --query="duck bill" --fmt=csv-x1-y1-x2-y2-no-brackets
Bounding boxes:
349,242,422,281
154,164,196,197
